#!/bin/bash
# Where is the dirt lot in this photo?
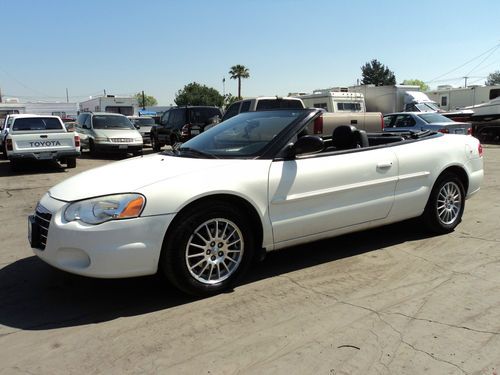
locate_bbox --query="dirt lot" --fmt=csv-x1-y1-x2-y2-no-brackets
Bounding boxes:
1,147,499,375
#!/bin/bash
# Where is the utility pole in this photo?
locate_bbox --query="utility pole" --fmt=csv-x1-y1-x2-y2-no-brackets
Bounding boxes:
0,86,2,103
463,76,468,88
66,88,69,103
142,90,145,110
222,77,226,97
104,89,107,96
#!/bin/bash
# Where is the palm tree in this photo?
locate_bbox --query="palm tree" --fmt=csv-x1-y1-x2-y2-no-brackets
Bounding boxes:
229,65,250,99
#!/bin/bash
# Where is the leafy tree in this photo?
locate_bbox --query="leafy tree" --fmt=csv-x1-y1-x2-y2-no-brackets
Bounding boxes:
485,70,500,86
134,92,158,107
402,79,430,92
174,82,224,106
229,65,250,99
223,93,239,108
361,59,396,86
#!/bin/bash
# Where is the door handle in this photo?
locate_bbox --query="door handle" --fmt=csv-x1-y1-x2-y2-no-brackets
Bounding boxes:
377,162,393,169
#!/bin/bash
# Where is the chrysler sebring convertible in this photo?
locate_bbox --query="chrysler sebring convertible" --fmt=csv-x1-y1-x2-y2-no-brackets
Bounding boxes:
28,109,484,296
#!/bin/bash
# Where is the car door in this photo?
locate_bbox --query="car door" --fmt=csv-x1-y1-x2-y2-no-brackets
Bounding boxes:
268,148,398,244
76,114,90,148
157,109,173,143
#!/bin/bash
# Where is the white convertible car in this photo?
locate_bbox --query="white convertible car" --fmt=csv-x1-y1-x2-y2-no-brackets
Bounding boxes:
28,109,484,296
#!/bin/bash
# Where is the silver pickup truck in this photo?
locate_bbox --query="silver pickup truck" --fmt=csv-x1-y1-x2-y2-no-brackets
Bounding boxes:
3,114,81,169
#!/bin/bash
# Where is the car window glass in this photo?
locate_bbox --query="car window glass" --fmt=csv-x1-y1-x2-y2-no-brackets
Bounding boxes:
383,116,394,127
240,101,251,113
84,115,91,127
12,117,63,131
395,115,414,128
189,108,221,124
256,99,303,110
92,115,134,129
222,103,240,121
161,111,171,125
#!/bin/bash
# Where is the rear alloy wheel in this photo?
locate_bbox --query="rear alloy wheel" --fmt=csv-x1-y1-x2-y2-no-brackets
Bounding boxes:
162,201,255,296
422,172,465,234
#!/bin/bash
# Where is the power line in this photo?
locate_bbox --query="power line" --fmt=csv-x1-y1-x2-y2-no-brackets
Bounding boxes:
465,44,500,76
426,42,500,83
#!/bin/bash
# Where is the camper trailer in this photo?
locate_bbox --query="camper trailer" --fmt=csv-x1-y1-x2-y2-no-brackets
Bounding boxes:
79,95,137,116
426,85,500,111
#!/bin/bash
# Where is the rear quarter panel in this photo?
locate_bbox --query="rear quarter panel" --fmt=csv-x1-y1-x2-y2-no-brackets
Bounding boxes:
389,134,482,222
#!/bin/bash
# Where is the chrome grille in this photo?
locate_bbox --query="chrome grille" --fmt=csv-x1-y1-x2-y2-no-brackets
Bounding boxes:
35,203,52,250
110,138,133,143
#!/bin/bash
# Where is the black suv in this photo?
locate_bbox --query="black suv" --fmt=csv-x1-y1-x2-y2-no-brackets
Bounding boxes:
150,106,222,151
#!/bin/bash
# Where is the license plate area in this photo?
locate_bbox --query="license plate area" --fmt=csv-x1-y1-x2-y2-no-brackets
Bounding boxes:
119,144,128,149
37,152,53,160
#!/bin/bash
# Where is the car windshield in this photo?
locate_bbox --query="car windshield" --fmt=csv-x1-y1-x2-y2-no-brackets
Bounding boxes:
176,109,308,158
93,115,135,129
418,113,454,124
12,117,63,131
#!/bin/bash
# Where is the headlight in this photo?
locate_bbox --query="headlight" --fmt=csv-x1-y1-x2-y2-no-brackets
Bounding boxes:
64,194,145,225
134,137,143,142
94,137,109,143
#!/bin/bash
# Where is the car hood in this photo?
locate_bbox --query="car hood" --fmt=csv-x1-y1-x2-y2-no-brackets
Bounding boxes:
49,154,233,202
93,128,141,138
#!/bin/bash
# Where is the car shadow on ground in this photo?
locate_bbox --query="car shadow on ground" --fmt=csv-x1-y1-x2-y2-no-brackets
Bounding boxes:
0,220,436,331
78,148,158,160
0,159,67,177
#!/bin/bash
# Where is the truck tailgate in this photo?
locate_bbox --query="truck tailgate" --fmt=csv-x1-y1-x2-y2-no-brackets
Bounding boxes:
11,132,76,153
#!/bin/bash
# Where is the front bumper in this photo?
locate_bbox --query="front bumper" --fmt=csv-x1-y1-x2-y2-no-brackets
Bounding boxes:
30,193,175,278
93,142,143,153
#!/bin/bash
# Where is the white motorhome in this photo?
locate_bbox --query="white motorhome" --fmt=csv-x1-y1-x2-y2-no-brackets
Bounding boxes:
426,85,500,111
291,88,366,112
79,95,138,116
349,85,439,114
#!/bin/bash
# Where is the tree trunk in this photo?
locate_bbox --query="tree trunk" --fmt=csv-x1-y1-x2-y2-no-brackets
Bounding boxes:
238,77,241,99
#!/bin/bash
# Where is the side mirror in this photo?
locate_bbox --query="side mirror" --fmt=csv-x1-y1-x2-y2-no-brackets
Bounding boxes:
134,124,140,129
82,124,89,129
284,135,324,159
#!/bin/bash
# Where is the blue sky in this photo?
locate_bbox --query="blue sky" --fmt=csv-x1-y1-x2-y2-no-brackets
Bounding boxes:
0,0,499,105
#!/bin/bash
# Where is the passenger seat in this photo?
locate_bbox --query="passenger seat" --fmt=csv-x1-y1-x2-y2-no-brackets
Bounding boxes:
332,125,369,150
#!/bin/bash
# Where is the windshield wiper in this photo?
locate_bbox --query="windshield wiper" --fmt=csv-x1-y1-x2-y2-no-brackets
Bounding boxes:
178,147,218,159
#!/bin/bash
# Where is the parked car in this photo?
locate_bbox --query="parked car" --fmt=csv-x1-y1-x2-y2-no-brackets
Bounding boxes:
221,97,304,122
4,114,80,168
0,114,15,158
127,116,155,146
383,112,472,135
29,109,483,296
150,106,222,151
75,112,143,156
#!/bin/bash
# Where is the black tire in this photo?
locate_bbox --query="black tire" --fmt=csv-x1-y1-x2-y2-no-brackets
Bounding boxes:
161,201,255,296
89,139,97,156
151,135,161,152
1,144,7,160
422,172,465,234
132,150,143,157
9,159,20,171
66,157,76,168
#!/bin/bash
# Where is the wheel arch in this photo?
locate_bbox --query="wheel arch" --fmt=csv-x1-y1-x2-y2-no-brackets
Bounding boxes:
438,165,469,194
161,193,264,261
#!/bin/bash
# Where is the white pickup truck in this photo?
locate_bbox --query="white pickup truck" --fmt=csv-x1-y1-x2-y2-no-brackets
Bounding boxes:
3,114,81,169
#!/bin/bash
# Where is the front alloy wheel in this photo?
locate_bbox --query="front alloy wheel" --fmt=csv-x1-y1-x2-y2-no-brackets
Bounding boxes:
161,201,255,296
186,218,244,285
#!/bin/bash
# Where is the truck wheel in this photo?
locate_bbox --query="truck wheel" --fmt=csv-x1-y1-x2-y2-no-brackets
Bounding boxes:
132,150,143,157
151,136,161,152
9,159,20,171
422,172,465,234
1,145,7,160
66,157,77,168
161,201,255,296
